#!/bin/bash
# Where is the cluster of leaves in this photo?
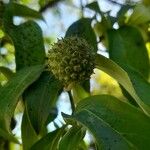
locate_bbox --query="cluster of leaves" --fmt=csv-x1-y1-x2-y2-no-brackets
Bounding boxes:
0,0,150,150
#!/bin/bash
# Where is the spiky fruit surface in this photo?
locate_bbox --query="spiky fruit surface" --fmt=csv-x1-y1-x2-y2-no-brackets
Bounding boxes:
47,37,95,90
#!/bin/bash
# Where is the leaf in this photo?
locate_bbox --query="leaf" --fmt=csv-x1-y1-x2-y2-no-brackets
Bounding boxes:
59,126,86,150
107,26,150,106
107,26,150,109
0,65,44,139
45,107,58,126
65,18,97,53
123,66,150,106
95,54,150,116
0,66,14,79
85,1,101,13
6,21,46,70
117,5,132,26
0,2,4,27
108,26,149,79
81,79,90,93
64,95,150,150
30,129,64,150
0,128,18,143
143,0,150,5
21,108,39,150
24,71,62,134
3,3,45,70
72,84,89,103
65,95,150,150
12,3,44,20
128,4,150,25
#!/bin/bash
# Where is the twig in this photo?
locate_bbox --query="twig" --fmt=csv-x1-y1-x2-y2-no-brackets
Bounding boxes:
39,0,63,13
80,0,84,17
68,91,75,114
107,0,136,6
107,0,125,6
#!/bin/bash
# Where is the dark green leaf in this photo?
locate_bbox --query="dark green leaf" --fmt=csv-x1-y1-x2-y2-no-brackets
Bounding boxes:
85,1,101,13
21,108,39,150
81,80,90,93
7,21,46,70
0,65,44,139
11,3,44,20
65,18,97,53
3,3,45,70
108,26,149,79
107,26,150,109
45,107,58,126
95,54,150,116
123,66,150,106
66,95,150,150
72,84,89,102
0,67,14,79
30,128,64,150
24,71,62,134
0,2,4,27
65,95,150,149
59,126,86,150
117,5,132,26
0,128,18,143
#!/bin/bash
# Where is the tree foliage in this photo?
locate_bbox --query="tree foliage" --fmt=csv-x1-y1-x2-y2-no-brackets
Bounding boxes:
0,0,150,149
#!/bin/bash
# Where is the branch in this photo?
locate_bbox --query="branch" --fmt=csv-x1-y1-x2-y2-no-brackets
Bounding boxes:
107,0,125,6
68,91,75,114
80,0,84,17
107,0,136,6
39,0,63,13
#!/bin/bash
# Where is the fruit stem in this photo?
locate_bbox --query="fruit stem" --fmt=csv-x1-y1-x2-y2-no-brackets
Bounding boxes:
68,91,75,114
72,84,90,103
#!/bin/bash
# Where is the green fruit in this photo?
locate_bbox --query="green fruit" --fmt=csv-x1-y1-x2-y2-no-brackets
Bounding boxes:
47,37,95,90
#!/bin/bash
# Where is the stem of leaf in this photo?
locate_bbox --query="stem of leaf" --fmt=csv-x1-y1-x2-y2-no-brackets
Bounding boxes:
80,0,84,17
68,91,75,114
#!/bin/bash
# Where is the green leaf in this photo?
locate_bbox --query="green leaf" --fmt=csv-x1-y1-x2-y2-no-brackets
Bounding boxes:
65,95,150,150
143,0,150,5
85,1,101,14
65,18,97,53
95,54,150,116
6,20,46,70
3,2,44,21
108,26,149,79
24,71,62,134
81,79,90,93
30,128,64,150
64,95,150,150
128,4,150,25
0,66,14,79
59,126,86,150
72,84,89,103
107,26,149,106
0,128,18,143
12,3,44,20
0,2,4,27
21,108,39,150
45,107,58,126
123,66,150,106
0,65,44,139
117,5,132,26
3,3,45,70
